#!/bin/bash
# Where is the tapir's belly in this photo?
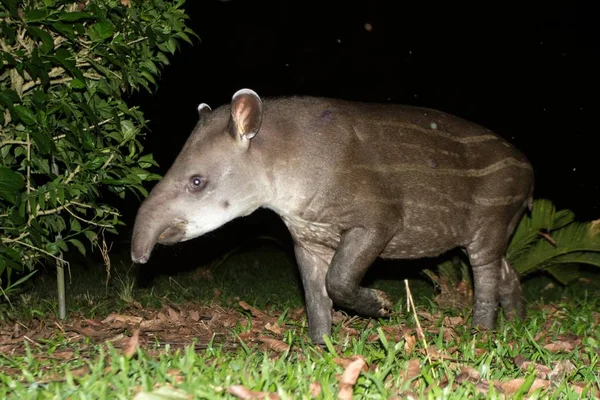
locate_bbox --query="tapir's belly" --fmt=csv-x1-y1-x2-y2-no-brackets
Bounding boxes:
282,209,470,260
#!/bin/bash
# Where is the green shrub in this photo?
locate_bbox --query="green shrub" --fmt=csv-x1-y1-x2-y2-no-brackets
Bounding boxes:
0,0,195,290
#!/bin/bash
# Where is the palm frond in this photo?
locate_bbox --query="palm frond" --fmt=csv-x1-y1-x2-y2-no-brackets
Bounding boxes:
507,198,558,261
544,264,581,285
509,220,600,276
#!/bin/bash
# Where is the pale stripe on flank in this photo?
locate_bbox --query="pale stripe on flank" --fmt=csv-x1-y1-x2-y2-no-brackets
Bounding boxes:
375,121,500,144
353,157,532,177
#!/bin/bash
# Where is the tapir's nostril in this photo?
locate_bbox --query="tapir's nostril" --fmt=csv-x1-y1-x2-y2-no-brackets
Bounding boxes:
157,222,186,245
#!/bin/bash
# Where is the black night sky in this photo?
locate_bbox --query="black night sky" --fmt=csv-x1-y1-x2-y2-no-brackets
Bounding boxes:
126,0,599,249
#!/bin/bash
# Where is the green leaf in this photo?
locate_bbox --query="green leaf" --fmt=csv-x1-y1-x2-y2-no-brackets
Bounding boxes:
71,218,81,232
1,0,20,19
69,238,86,255
0,167,25,204
84,230,97,244
545,264,581,285
13,105,37,125
46,242,60,255
121,120,136,141
25,9,49,23
51,22,76,40
38,189,46,210
27,26,54,53
50,48,84,81
138,153,159,168
57,185,65,204
30,129,54,154
71,78,86,89
88,20,115,42
56,238,68,252
0,89,20,107
59,12,93,22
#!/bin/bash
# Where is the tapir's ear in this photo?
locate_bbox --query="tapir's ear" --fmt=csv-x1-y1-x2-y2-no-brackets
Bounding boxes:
229,89,262,143
197,103,211,121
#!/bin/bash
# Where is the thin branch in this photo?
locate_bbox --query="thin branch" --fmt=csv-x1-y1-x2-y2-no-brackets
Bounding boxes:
62,203,114,228
0,140,28,147
26,133,31,194
127,37,148,46
100,153,115,170
0,231,30,244
64,165,80,184
12,239,70,267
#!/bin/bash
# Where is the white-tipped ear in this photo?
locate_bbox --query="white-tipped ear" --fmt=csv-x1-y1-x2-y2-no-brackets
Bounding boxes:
198,103,211,115
230,89,262,142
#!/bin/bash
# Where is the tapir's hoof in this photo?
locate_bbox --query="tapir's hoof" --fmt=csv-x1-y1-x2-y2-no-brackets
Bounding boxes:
369,289,394,317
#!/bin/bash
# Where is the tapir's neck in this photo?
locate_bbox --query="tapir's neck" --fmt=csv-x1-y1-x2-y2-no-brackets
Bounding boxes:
252,114,329,221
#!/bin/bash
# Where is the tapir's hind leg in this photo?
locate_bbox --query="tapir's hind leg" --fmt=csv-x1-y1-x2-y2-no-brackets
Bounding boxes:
467,231,525,328
467,257,501,329
499,258,525,321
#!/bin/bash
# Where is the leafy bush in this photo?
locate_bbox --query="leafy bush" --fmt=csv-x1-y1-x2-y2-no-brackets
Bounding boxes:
0,0,195,289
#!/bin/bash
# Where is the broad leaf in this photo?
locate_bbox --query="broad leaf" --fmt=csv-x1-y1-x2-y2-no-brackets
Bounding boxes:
0,167,25,204
88,20,115,42
13,105,37,125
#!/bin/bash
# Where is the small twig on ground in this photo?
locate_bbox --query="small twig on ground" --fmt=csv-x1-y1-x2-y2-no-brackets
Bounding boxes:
404,279,432,366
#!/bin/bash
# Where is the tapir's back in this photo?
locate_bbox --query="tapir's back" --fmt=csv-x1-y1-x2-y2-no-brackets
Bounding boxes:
261,96,534,257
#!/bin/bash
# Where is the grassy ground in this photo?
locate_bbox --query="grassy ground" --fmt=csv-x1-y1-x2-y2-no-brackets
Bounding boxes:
1,241,599,399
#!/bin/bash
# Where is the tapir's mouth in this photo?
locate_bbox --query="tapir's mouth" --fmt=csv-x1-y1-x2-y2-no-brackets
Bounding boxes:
157,221,187,245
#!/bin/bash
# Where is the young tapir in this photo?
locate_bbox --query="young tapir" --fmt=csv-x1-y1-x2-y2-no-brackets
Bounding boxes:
131,88,534,345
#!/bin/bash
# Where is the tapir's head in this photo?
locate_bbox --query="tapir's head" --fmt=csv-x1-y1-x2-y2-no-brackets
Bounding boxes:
131,89,269,264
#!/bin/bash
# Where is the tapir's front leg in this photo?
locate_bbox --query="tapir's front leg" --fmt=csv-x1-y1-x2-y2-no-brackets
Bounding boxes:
294,245,334,345
325,227,395,317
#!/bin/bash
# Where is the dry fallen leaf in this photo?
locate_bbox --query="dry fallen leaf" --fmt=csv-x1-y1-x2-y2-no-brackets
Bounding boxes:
51,350,75,360
455,366,480,383
309,382,322,397
402,358,421,382
238,301,268,318
338,356,367,400
133,385,192,400
544,340,576,353
443,316,463,326
166,369,185,385
332,355,369,372
416,311,437,322
227,385,280,400
264,322,283,335
166,307,180,323
189,310,200,322
404,333,416,354
513,356,553,379
124,328,140,358
102,314,143,325
258,336,290,353
548,359,576,381
498,378,550,395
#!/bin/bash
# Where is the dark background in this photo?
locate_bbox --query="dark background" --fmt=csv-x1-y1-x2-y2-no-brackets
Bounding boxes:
123,0,599,269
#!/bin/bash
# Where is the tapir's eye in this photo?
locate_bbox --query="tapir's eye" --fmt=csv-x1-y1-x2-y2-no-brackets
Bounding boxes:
189,175,206,191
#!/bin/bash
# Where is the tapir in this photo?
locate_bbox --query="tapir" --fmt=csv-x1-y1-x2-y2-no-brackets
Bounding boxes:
131,88,534,344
